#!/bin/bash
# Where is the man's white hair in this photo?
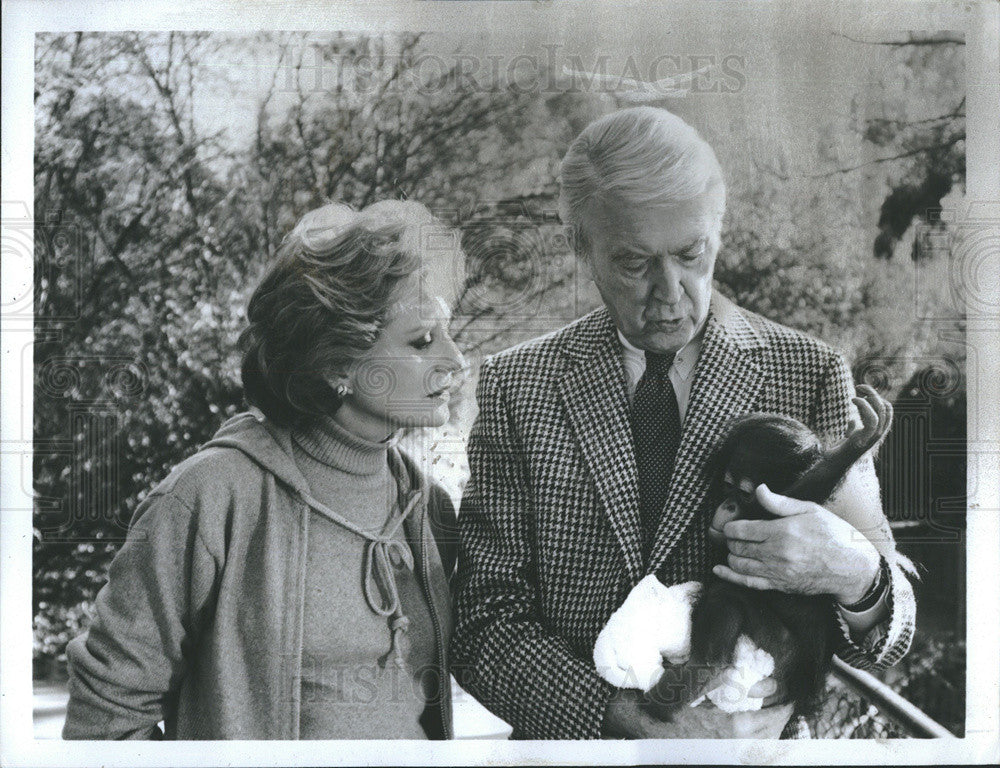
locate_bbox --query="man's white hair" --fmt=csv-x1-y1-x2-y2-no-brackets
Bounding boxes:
558,106,726,254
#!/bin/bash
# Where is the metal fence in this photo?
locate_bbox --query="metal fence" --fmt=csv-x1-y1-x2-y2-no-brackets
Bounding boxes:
807,657,956,738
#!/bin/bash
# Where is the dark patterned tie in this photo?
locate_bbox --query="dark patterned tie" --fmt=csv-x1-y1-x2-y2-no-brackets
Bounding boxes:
631,351,681,559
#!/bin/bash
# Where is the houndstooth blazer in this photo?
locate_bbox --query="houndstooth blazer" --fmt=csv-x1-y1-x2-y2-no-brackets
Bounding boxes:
451,293,917,740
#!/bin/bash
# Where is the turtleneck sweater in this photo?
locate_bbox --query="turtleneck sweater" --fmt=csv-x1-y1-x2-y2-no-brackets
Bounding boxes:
290,416,436,740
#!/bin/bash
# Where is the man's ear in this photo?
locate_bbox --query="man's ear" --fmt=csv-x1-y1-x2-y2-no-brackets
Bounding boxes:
563,224,591,275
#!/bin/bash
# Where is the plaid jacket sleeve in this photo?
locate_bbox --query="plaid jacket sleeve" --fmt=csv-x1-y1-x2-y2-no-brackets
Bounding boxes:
811,352,917,671
451,357,615,739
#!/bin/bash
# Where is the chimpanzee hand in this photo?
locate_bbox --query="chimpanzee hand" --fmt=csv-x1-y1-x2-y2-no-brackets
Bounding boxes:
844,384,893,455
712,484,881,605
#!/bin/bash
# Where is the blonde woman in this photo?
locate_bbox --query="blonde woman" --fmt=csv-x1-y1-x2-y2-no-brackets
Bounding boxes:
64,201,464,739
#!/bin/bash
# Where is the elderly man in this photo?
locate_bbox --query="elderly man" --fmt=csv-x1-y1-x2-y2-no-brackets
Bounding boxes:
451,106,915,739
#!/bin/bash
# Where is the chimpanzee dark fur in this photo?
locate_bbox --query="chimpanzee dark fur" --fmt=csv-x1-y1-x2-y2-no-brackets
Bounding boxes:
688,396,889,716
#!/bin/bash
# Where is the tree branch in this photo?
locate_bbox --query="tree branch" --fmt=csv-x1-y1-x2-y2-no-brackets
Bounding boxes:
864,96,966,129
808,131,965,177
451,268,574,347
833,32,964,46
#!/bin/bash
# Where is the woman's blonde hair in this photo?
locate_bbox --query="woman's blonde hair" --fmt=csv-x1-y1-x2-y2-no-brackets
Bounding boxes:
239,200,461,426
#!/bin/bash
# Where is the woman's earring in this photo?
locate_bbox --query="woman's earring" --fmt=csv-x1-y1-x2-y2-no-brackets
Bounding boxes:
336,382,352,398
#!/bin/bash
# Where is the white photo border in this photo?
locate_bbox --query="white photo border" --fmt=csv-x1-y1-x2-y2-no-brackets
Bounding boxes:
2,1,998,765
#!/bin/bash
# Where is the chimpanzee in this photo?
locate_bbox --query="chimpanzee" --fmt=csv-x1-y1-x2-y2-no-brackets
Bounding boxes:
684,384,894,717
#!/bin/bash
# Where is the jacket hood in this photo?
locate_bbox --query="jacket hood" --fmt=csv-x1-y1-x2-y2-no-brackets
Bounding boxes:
200,409,425,502
200,409,313,498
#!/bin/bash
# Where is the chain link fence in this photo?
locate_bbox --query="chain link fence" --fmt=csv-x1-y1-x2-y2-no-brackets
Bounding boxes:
808,676,907,738
806,657,957,738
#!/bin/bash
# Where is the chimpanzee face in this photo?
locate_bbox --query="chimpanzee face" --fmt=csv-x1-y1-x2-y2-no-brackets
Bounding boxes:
706,416,821,546
708,469,761,545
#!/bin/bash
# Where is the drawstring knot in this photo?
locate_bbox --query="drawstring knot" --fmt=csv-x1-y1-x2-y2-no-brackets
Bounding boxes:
383,615,411,669
299,482,424,669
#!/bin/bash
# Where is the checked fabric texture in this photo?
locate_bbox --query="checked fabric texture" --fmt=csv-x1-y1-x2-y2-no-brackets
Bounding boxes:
631,351,681,558
451,296,917,740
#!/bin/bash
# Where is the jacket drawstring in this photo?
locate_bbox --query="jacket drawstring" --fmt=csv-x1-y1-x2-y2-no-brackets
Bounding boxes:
298,485,423,669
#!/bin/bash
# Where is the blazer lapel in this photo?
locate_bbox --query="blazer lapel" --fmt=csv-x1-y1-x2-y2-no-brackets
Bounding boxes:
557,309,644,584
647,294,767,574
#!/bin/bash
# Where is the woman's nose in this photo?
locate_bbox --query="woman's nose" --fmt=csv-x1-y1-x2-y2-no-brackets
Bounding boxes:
426,333,466,396
439,330,465,372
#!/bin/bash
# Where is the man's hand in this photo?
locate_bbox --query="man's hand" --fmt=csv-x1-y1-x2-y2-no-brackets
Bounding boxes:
713,484,881,605
602,677,792,739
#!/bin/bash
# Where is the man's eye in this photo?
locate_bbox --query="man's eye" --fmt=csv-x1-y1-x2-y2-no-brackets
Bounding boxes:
411,332,433,350
678,238,708,261
618,255,647,273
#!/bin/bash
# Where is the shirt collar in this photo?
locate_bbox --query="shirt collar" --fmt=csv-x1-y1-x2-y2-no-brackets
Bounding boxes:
616,323,705,383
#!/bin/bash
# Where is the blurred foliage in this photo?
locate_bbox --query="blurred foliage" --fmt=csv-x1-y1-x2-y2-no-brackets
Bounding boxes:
852,34,966,261
34,33,251,631
33,30,965,707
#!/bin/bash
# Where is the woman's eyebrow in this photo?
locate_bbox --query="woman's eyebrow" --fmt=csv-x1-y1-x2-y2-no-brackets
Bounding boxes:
404,322,434,336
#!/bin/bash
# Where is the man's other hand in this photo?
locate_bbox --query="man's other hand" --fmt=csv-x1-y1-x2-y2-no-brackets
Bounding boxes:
602,676,792,739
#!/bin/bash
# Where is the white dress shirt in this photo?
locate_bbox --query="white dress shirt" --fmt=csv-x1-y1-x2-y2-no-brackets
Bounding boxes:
616,329,702,424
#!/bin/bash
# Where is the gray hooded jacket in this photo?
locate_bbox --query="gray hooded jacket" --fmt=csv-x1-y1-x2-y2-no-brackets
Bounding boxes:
63,411,456,740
